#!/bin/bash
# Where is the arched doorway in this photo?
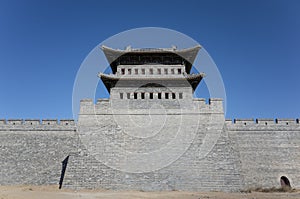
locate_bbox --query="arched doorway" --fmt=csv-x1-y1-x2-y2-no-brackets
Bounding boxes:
280,176,291,190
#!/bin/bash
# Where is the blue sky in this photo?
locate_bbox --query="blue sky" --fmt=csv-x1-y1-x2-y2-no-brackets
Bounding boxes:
0,0,299,120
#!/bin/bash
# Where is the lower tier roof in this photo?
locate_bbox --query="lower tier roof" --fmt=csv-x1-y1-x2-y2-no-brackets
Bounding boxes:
98,73,205,93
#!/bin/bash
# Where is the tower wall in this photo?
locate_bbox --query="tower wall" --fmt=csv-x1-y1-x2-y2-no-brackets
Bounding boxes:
64,98,243,191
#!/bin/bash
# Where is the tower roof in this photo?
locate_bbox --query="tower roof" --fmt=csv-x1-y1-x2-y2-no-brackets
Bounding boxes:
101,45,201,74
98,73,205,93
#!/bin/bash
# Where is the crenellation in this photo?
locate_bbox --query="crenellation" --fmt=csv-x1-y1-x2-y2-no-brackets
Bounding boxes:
226,118,300,126
80,97,224,115
225,119,232,125
233,118,254,125
256,118,275,125
208,98,223,112
193,98,206,108
275,118,296,125
60,119,75,126
42,119,58,125
96,98,109,104
80,99,94,114
80,99,94,102
193,98,206,103
0,119,76,126
7,119,23,125
24,119,40,125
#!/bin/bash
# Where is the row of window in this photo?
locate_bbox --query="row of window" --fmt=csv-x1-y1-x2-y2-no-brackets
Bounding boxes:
119,92,183,100
119,67,184,75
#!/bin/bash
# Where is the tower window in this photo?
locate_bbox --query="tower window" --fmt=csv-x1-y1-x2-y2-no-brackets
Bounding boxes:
128,69,131,75
179,93,183,99
157,69,161,74
135,69,138,74
171,69,175,74
134,93,138,99
127,93,130,99
141,93,145,99
142,69,145,74
178,68,182,74
172,93,176,99
149,93,153,99
158,93,162,99
120,93,124,99
164,68,168,74
121,68,125,75
165,93,169,99
149,68,153,75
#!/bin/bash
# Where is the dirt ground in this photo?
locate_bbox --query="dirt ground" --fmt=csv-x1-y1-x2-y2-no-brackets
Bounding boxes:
0,185,299,199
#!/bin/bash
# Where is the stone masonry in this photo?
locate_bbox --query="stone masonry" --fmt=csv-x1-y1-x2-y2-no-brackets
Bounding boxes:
0,45,299,191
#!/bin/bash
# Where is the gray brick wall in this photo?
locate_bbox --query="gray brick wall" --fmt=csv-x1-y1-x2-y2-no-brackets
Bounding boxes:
63,97,244,191
227,119,300,189
0,121,77,185
0,109,299,191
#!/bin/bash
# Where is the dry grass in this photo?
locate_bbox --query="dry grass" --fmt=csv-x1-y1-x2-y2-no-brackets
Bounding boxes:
241,186,296,193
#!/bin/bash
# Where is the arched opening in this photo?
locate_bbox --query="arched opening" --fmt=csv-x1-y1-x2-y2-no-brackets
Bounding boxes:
280,176,291,190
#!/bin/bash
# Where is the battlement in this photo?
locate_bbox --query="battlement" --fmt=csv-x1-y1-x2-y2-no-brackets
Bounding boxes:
0,119,76,126
78,98,224,116
226,118,300,125
81,98,222,105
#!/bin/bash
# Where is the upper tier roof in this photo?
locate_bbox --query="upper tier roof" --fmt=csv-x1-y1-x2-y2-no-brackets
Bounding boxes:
101,45,201,74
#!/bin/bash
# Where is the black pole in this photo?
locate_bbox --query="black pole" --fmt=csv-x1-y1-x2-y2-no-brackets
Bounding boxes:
59,155,69,189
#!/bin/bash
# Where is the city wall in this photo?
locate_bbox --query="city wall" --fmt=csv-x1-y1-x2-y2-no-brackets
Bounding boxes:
0,119,77,185
0,103,299,191
226,118,300,189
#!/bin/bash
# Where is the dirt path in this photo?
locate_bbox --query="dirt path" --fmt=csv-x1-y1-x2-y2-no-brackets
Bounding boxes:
0,185,299,199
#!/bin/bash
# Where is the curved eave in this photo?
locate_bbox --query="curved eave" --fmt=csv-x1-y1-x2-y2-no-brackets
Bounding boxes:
175,45,201,66
99,73,205,93
101,46,126,65
99,74,119,93
186,73,205,91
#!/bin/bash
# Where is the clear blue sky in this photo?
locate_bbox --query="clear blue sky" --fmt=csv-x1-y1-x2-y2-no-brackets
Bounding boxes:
0,0,299,120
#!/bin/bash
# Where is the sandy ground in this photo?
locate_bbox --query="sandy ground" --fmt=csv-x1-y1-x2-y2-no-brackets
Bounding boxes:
0,185,300,199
